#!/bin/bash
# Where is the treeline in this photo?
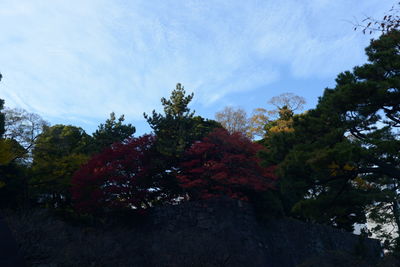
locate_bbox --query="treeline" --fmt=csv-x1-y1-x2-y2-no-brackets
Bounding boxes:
1,29,400,254
0,84,278,213
0,107,134,206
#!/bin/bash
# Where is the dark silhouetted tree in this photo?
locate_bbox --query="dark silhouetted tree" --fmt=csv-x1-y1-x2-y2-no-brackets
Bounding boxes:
91,112,135,154
261,31,400,236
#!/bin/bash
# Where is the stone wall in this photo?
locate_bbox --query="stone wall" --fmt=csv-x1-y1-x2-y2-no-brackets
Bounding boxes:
0,214,25,267
145,197,382,267
4,198,382,266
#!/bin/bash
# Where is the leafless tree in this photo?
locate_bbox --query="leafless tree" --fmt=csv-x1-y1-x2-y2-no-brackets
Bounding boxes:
4,107,49,162
268,93,306,115
215,106,249,136
354,2,400,34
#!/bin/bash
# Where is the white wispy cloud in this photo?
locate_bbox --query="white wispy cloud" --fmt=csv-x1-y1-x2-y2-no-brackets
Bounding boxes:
0,0,391,130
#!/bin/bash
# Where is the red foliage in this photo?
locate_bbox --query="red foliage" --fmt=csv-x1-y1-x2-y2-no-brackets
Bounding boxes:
71,135,160,214
177,128,277,201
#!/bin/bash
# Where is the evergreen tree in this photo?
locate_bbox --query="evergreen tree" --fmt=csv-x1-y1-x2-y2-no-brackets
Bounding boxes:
145,83,195,158
144,83,221,198
91,112,135,154
262,30,400,235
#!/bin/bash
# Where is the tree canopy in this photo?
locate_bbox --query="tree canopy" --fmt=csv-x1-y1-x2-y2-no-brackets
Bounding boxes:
144,83,222,198
215,106,249,137
144,83,197,158
3,107,48,162
261,30,400,237
2,23,400,257
90,112,136,154
30,124,91,208
0,97,31,208
178,128,277,201
72,135,160,214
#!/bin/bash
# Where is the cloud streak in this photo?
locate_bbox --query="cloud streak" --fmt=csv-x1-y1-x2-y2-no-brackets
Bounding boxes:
0,0,390,130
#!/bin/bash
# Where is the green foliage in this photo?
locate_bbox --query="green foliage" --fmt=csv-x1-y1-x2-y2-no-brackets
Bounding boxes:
0,139,28,211
261,31,400,234
265,97,373,231
0,138,26,166
0,98,5,138
0,161,29,208
0,98,31,208
144,83,195,158
315,30,400,238
90,112,136,154
144,83,222,197
0,137,29,209
31,125,91,208
3,107,48,162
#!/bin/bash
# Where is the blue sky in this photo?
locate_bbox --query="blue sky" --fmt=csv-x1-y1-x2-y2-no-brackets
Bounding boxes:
0,0,390,135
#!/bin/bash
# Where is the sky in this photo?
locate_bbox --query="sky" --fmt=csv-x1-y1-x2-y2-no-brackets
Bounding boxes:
0,0,391,135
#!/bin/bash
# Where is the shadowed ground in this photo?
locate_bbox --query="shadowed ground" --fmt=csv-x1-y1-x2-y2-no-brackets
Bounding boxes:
0,214,25,267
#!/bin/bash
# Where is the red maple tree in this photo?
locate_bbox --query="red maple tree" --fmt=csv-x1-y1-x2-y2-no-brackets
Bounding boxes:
71,135,161,214
177,128,277,201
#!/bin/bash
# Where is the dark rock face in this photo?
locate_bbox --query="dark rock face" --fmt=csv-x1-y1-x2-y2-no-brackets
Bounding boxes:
4,198,382,266
0,215,25,267
146,198,381,267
